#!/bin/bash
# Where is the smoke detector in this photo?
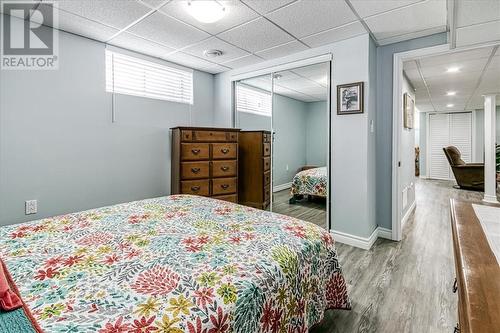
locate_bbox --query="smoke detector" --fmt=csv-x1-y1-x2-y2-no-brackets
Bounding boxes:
203,49,224,58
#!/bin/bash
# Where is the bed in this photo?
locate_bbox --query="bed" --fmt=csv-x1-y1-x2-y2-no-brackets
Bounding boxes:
290,166,328,203
0,195,350,332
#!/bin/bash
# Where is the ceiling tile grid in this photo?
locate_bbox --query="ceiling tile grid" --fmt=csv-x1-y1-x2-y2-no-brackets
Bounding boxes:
404,46,500,113
3,0,500,74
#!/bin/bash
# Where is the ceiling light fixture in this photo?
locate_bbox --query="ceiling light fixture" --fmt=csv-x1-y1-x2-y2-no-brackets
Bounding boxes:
203,49,223,58
446,66,460,73
186,0,226,24
446,104,454,108
446,91,456,96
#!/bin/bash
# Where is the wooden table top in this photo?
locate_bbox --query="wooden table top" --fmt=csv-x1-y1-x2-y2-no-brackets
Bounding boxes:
450,199,500,333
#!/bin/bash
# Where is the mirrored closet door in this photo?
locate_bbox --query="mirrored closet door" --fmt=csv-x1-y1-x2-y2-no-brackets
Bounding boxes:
271,63,329,229
234,61,330,230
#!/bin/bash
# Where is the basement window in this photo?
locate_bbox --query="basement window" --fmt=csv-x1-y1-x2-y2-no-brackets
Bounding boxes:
236,84,272,117
105,50,193,105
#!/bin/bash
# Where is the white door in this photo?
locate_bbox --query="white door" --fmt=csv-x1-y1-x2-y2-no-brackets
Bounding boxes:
428,112,472,180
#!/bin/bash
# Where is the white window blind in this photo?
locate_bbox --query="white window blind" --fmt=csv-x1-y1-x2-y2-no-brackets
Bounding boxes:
105,50,193,104
236,84,272,117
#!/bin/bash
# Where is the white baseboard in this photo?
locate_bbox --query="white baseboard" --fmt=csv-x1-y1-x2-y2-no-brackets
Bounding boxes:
377,227,393,240
401,200,416,228
330,227,379,250
273,182,292,193
331,226,394,250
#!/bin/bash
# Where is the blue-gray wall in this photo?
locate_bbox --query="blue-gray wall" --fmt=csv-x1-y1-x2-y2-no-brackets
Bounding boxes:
0,27,215,226
375,32,448,230
272,95,307,186
305,101,328,166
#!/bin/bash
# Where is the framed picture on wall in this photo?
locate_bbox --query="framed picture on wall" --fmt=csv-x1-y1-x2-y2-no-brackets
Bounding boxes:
403,92,415,129
337,82,364,115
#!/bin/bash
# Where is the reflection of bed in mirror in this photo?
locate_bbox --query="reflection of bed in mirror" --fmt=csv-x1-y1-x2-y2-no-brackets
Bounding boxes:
289,166,328,204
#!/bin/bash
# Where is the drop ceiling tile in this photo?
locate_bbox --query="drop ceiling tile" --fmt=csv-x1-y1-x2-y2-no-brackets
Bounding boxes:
138,0,169,10
158,0,258,35
35,3,120,41
52,0,152,30
456,20,500,48
349,0,424,18
255,40,308,60
456,0,500,28
365,0,446,41
419,47,492,67
183,37,249,64
420,58,491,78
163,51,219,72
107,32,175,58
300,21,366,48
241,0,296,14
199,63,230,74
217,17,293,52
222,54,263,69
128,11,210,48
266,0,357,38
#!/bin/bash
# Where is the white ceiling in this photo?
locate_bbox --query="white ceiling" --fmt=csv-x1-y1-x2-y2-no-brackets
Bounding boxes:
242,62,328,102
403,46,500,112
1,0,499,74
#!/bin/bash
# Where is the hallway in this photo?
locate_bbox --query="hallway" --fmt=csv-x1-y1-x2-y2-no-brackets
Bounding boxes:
313,179,483,332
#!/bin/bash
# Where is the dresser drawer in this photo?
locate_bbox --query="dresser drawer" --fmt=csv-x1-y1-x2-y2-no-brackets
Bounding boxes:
212,160,237,178
212,143,237,160
181,143,210,161
181,179,209,196
263,157,271,171
212,194,238,203
212,177,237,195
181,161,209,180
181,130,193,141
264,186,270,202
193,130,227,142
228,132,238,142
264,170,271,185
263,143,271,156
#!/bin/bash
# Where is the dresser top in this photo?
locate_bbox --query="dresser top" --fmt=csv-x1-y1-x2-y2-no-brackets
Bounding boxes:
450,199,500,333
171,126,240,132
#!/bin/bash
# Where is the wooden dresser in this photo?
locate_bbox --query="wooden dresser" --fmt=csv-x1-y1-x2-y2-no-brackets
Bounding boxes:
450,199,500,333
171,127,240,203
238,131,272,209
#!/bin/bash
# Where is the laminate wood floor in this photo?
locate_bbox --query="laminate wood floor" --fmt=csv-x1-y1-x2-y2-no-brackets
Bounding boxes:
311,179,485,333
272,189,327,229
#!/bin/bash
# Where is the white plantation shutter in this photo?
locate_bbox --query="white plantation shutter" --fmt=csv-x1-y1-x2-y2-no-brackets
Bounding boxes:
106,50,193,104
428,112,472,180
429,113,451,180
450,113,472,163
236,84,272,117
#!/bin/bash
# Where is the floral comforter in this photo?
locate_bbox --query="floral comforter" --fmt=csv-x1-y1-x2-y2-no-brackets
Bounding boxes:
0,195,349,332
291,167,328,197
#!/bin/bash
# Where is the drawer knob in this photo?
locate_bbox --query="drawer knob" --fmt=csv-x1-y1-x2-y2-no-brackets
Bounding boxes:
191,186,200,191
191,149,201,155
221,148,229,154
452,278,458,293
221,166,229,171
221,184,230,190
191,167,201,174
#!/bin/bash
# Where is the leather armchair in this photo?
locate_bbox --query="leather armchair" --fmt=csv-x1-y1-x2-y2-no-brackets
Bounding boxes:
443,146,484,191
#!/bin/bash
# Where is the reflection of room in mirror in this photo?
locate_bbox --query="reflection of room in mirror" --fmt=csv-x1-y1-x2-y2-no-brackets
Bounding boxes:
234,62,330,230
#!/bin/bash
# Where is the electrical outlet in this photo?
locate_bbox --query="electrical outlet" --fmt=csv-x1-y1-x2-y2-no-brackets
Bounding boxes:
25,200,37,215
